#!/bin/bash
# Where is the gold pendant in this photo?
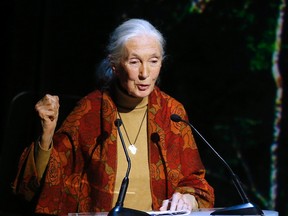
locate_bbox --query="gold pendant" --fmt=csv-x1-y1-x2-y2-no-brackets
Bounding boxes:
128,144,137,155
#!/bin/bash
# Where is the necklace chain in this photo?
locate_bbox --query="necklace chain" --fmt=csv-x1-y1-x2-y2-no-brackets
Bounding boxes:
117,108,147,147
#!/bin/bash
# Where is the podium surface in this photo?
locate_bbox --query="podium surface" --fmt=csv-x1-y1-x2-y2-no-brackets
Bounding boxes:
68,209,278,216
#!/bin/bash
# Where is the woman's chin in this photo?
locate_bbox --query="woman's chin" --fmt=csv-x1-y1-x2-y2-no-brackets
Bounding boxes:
136,90,152,98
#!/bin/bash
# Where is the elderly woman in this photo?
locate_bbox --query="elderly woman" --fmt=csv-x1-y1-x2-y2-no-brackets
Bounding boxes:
13,18,214,215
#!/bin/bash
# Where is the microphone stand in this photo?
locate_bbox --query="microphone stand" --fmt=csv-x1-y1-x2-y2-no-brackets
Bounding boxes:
170,114,264,215
108,119,150,216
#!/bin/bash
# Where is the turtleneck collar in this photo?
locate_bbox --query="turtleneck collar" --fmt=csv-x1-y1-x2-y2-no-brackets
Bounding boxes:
114,83,148,110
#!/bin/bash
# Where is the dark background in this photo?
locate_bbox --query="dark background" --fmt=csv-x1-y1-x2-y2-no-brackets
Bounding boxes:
1,0,287,215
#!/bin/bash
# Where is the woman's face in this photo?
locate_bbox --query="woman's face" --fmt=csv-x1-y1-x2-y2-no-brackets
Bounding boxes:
114,35,162,98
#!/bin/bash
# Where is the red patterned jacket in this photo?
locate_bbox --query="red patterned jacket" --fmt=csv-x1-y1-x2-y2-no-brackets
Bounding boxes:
13,86,214,215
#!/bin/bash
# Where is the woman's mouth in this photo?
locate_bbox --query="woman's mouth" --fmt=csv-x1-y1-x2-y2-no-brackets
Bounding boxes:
137,84,150,91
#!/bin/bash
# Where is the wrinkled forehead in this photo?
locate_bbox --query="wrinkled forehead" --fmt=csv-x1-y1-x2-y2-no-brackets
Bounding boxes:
122,35,162,58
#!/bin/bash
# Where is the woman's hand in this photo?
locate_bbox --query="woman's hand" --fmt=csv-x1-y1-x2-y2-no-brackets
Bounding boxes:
35,94,60,150
160,192,198,212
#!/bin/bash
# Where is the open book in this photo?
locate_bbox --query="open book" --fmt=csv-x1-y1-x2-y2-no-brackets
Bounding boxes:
146,210,190,215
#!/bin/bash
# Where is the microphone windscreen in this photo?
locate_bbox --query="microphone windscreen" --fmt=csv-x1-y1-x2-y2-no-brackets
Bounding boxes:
170,114,182,122
114,119,123,126
151,132,160,143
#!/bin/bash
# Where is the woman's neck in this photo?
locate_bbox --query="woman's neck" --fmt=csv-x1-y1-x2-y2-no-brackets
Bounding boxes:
115,84,148,110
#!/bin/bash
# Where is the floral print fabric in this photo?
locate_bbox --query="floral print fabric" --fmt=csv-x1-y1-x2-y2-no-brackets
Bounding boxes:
12,87,214,215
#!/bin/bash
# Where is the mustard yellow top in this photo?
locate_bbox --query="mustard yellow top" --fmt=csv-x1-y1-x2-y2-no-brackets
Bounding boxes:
113,85,152,210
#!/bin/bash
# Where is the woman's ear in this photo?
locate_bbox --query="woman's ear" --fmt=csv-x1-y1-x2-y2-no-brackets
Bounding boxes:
112,66,118,76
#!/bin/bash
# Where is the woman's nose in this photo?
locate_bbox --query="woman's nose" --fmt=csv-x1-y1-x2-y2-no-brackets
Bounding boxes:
139,63,149,79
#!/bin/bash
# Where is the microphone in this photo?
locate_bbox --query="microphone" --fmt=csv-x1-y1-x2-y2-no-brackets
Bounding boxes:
108,119,150,216
170,114,264,215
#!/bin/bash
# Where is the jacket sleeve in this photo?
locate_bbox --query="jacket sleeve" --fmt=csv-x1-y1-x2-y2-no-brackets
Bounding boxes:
12,142,42,201
149,87,215,208
172,107,215,208
174,158,215,208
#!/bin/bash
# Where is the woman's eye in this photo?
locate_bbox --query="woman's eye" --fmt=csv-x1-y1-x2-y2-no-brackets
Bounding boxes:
129,59,140,65
149,59,160,66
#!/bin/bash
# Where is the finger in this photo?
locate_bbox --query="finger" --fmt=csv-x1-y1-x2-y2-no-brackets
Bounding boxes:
44,95,60,110
37,95,59,108
36,95,59,121
182,194,198,210
175,197,184,211
169,192,181,211
48,95,60,108
159,199,170,211
39,109,58,121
